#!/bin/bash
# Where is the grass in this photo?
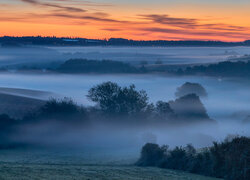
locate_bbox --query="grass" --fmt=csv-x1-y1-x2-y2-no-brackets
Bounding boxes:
0,148,222,180
0,163,222,180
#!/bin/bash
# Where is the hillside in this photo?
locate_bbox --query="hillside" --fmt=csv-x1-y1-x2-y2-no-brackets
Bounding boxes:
0,92,45,119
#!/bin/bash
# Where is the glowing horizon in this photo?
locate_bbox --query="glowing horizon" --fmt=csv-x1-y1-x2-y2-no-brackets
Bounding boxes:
1,0,250,41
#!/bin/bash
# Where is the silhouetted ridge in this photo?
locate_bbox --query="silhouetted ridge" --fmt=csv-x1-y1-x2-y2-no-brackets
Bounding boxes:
1,36,249,47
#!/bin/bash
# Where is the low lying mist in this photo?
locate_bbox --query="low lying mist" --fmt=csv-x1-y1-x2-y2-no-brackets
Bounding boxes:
0,78,248,164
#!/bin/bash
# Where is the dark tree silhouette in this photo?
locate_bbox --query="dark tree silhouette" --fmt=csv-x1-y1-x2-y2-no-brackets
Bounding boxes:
87,82,149,116
175,82,208,98
136,136,250,180
57,59,138,74
136,143,165,166
169,94,212,123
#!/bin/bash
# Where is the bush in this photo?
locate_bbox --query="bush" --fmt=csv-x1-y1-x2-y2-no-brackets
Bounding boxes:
25,98,88,123
136,143,165,166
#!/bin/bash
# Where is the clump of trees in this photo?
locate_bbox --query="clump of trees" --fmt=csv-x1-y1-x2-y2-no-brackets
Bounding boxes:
169,94,212,123
87,82,211,123
24,98,88,124
57,59,139,74
0,81,214,148
87,82,150,117
136,136,250,180
0,81,213,127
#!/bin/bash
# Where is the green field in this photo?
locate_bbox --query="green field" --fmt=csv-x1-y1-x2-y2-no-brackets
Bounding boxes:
0,148,222,180
0,163,222,180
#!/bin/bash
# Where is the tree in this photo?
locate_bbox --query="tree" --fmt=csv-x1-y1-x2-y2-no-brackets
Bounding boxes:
41,98,79,115
87,82,149,116
169,94,212,123
175,82,208,98
35,98,87,123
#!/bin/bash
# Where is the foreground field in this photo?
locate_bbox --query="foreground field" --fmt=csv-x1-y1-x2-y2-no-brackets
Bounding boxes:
0,148,223,180
0,163,222,180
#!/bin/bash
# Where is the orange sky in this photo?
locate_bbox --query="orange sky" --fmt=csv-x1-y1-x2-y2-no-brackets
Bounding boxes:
0,0,250,41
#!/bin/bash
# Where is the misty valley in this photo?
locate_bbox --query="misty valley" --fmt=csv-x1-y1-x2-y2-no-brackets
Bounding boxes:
0,44,249,180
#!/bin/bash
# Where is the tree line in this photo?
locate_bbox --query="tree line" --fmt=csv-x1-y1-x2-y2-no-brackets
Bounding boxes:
1,36,250,47
57,59,141,74
136,136,250,180
175,60,250,77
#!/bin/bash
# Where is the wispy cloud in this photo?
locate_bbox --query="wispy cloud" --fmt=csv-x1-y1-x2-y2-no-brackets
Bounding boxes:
139,14,248,32
139,14,197,28
20,0,86,12
140,27,250,39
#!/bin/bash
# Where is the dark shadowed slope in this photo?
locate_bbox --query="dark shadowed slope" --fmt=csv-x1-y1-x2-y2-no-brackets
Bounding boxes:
0,87,55,100
0,93,45,119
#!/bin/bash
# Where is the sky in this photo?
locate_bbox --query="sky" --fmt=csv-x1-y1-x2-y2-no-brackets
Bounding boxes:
0,0,250,41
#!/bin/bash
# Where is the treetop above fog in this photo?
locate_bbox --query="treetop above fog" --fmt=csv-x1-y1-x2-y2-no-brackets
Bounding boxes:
87,81,149,116
87,81,213,123
175,82,207,98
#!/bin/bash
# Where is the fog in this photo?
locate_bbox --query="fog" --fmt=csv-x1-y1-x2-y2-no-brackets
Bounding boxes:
0,46,250,162
1,72,250,154
49,46,250,64
1,46,250,68
1,72,250,121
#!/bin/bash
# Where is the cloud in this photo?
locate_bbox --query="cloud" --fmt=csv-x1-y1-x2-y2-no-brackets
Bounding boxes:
139,14,197,28
20,0,86,12
139,14,248,32
101,28,122,32
46,12,129,23
139,27,250,39
50,0,113,7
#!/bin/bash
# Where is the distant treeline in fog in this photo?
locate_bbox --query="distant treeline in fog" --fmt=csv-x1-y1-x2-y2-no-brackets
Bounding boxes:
57,59,142,73
45,58,250,78
136,136,250,180
1,36,250,47
175,60,250,77
3,56,250,78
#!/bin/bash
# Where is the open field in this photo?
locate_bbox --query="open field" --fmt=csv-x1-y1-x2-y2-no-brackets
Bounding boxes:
0,163,222,180
0,148,222,180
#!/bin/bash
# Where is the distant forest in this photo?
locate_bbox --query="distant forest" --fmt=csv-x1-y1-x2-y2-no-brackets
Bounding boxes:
1,36,250,47
57,59,141,74
56,58,250,78
175,60,250,77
